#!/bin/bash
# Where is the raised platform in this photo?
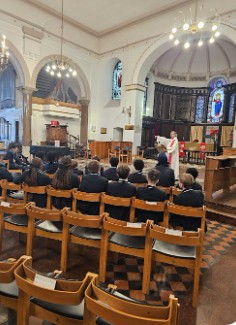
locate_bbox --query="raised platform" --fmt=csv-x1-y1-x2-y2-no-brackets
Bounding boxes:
205,186,236,226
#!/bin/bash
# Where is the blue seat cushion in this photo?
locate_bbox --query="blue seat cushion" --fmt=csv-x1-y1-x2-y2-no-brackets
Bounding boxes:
31,298,84,320
109,233,145,249
70,226,101,240
4,214,28,227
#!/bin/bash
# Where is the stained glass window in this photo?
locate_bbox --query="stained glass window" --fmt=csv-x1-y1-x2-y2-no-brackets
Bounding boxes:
207,77,227,124
228,93,235,123
195,96,204,123
112,61,122,100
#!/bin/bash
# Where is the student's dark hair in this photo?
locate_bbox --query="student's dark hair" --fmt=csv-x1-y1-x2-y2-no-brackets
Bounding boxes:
87,160,100,174
24,158,43,186
91,155,101,162
52,156,72,189
186,167,198,180
46,151,57,162
8,142,19,150
147,169,159,183
110,157,119,167
35,151,44,160
133,159,144,171
179,173,194,188
117,165,130,179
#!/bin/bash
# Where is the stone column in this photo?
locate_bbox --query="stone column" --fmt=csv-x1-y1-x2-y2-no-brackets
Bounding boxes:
17,86,36,157
79,99,90,146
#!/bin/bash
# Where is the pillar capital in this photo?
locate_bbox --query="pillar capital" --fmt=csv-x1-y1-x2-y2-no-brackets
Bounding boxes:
124,84,146,92
79,99,90,107
16,86,37,95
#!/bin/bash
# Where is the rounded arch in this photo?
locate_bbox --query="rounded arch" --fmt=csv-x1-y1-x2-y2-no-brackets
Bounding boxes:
31,55,91,100
6,39,30,86
132,23,236,86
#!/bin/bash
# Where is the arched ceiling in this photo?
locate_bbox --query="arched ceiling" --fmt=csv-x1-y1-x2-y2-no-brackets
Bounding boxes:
151,33,236,82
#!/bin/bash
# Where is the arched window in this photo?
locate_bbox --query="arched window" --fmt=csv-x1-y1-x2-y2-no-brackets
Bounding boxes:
207,77,227,123
112,61,122,100
195,96,204,123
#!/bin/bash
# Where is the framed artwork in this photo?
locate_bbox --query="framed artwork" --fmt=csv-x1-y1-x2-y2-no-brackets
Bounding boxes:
100,127,107,134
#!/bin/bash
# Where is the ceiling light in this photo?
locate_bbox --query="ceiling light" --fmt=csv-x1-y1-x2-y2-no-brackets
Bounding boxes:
209,37,215,44
169,2,221,48
184,41,190,49
46,0,77,78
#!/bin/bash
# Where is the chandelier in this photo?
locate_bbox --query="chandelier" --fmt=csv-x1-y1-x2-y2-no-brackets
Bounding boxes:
0,35,10,72
46,0,77,78
169,0,221,49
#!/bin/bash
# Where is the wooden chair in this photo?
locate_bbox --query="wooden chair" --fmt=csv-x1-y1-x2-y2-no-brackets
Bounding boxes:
119,146,131,163
99,214,152,294
14,258,96,325
22,184,47,205
169,187,183,203
157,186,172,196
100,193,133,221
108,146,120,159
60,209,107,273
46,185,73,209
0,200,28,252
129,198,168,225
72,190,101,213
133,183,147,188
1,180,23,203
143,224,204,306
84,276,179,325
167,202,206,232
0,255,32,313
46,173,55,180
26,203,63,256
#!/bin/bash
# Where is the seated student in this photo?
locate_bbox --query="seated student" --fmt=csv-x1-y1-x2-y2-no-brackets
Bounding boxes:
85,156,104,176
44,151,59,174
0,164,13,195
51,156,80,209
155,153,175,187
186,167,202,190
71,159,83,177
136,169,167,223
35,151,45,161
128,159,147,184
79,160,108,215
4,142,25,170
106,165,136,221
103,157,119,181
14,158,51,207
170,173,204,231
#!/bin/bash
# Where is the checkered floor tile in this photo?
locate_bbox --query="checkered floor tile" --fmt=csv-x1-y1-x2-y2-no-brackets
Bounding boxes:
105,219,236,305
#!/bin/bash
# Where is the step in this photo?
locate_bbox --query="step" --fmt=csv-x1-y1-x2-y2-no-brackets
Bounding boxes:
206,207,236,226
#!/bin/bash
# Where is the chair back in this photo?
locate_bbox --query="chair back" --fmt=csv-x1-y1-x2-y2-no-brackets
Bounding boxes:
63,209,105,229
100,193,131,213
130,198,167,225
0,200,26,216
84,277,179,325
0,255,32,283
133,183,147,188
46,185,72,209
170,187,183,202
167,202,206,231
72,190,101,212
26,203,62,222
22,185,47,204
1,180,22,202
157,186,171,195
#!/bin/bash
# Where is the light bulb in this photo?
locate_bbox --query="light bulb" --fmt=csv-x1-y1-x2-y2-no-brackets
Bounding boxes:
69,67,73,72
6,51,9,57
212,24,217,31
50,70,55,76
198,21,204,29
183,23,189,31
215,31,220,37
66,73,70,78
209,37,214,44
61,65,65,70
52,64,56,70
174,39,179,45
184,41,190,49
46,65,50,72
172,27,177,33
169,34,174,40
198,40,203,47
57,72,62,78
2,35,6,39
72,70,77,76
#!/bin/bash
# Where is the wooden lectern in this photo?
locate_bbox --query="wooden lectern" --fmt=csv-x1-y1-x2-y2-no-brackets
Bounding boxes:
46,124,68,146
204,155,236,200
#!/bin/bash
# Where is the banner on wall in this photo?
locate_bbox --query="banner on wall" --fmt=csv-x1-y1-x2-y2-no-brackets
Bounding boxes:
179,141,185,157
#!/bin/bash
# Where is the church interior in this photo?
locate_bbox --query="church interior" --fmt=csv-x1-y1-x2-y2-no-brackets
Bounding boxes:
0,0,236,324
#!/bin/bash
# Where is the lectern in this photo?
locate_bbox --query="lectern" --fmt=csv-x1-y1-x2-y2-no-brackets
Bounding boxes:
45,124,67,146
